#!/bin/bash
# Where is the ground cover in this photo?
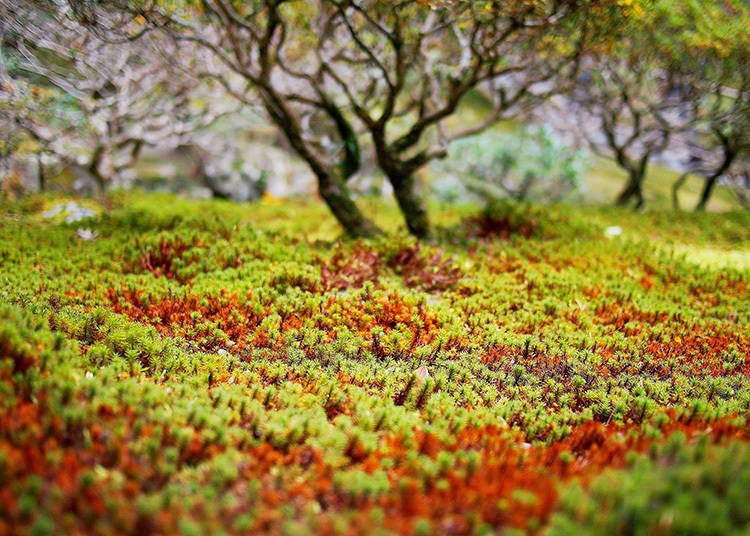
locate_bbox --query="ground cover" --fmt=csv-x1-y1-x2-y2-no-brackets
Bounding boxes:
1,192,749,535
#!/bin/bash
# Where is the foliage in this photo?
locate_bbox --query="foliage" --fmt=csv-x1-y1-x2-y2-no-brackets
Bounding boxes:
0,1,233,192
433,126,587,204
6,0,747,223
561,0,750,210
0,192,748,534
59,0,630,237
654,0,750,211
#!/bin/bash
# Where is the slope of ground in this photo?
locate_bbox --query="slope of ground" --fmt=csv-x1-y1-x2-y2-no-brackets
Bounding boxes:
1,193,749,535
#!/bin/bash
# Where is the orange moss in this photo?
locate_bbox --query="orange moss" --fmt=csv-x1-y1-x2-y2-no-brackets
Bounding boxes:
321,242,461,292
322,291,442,353
0,391,224,534
643,331,750,377
107,287,262,351
465,213,539,240
321,243,382,291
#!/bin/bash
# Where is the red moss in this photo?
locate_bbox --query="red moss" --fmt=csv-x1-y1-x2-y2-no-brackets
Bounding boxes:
0,394,221,535
320,242,461,292
595,302,672,332
320,291,442,354
386,243,462,292
321,243,382,291
3,378,746,535
347,416,747,534
136,236,195,282
124,235,241,284
591,301,750,377
108,285,442,358
643,331,750,377
107,287,262,352
465,213,539,240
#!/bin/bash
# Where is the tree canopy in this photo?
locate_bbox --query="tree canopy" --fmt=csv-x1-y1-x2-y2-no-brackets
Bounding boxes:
60,0,631,236
1,0,233,191
2,0,748,225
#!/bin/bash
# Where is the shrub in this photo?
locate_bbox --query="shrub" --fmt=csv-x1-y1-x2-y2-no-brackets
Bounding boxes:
432,126,588,204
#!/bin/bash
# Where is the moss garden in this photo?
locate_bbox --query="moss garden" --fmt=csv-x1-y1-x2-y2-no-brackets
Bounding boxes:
1,192,749,535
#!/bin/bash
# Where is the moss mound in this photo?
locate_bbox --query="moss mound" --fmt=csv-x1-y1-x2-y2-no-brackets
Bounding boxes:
1,193,748,534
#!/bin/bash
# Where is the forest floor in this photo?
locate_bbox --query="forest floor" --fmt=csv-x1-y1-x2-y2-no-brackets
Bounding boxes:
1,192,749,535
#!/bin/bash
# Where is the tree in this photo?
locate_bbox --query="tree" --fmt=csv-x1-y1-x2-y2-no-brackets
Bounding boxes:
727,158,750,209
664,0,750,211
565,6,690,210
0,0,232,192
671,89,750,211
566,0,750,212
74,0,622,237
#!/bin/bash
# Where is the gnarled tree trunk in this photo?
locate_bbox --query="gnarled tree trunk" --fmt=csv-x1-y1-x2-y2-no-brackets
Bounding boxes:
672,172,689,210
695,142,736,212
615,178,644,209
387,171,430,239
615,170,646,209
317,170,381,238
615,155,648,210
259,88,380,238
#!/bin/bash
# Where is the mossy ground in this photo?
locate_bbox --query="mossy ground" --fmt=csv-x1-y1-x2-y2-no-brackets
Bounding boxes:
1,192,749,535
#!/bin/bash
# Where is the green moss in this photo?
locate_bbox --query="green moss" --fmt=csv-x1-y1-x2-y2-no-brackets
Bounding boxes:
550,440,750,535
0,192,748,534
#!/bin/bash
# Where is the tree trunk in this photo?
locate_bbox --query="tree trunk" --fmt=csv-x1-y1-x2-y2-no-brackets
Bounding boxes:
318,171,380,238
258,89,380,238
634,184,645,210
616,161,646,209
36,153,46,192
671,172,689,211
375,142,432,238
88,145,107,191
695,174,719,212
695,147,735,212
735,171,750,209
387,171,430,238
615,176,640,206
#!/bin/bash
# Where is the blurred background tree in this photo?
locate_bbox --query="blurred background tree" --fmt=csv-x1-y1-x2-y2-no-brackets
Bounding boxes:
656,0,750,211
0,0,249,195
59,0,623,237
1,0,748,232
556,0,750,210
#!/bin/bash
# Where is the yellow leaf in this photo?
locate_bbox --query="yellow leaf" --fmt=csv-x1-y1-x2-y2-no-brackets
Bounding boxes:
261,191,283,205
